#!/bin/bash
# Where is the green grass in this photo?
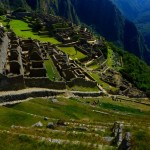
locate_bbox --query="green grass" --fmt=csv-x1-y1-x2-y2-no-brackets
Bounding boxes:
107,47,113,67
86,61,100,70
0,132,100,150
9,127,107,144
58,47,87,60
97,97,150,112
6,97,150,123
0,106,39,128
89,72,118,92
132,130,150,150
44,56,61,81
9,98,102,121
9,20,60,44
68,85,99,92
100,103,144,115
0,97,150,149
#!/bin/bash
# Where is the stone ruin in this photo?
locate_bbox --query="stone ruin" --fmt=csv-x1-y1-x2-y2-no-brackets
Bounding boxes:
74,40,107,66
49,45,97,88
51,49,85,81
0,27,9,75
0,13,144,96
39,13,64,28
0,29,51,90
0,26,98,91
100,68,145,97
38,13,96,45
101,69,123,87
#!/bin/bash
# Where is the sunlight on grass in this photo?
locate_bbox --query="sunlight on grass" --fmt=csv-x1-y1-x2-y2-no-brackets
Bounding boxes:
67,85,99,92
44,57,61,81
58,47,87,60
86,61,100,70
89,72,117,92
9,20,60,44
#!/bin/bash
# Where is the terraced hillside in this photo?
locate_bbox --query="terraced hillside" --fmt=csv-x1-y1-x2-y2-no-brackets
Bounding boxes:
0,11,150,150
0,97,150,149
1,12,149,96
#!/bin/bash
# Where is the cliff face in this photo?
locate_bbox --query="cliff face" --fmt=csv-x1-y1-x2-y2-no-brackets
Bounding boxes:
70,0,149,63
111,0,150,62
1,0,150,64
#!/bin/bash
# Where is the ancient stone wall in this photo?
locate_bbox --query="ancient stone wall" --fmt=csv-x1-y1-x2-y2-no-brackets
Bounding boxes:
0,90,65,103
0,75,25,91
25,77,66,90
67,78,97,88
72,91,102,97
0,34,9,74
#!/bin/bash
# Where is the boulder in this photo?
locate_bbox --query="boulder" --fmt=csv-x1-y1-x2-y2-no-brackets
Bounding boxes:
118,132,131,150
47,122,55,129
57,119,65,126
32,121,43,127
51,98,58,103
112,122,123,146
44,117,49,121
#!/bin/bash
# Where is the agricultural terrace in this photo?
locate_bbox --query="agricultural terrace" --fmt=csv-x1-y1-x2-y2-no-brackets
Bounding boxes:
9,20,60,44
44,56,61,81
0,97,150,149
58,47,87,61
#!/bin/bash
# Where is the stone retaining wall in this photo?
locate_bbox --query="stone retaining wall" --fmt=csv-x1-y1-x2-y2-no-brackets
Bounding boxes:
72,91,102,97
67,78,97,88
0,90,64,103
0,75,25,91
25,77,66,90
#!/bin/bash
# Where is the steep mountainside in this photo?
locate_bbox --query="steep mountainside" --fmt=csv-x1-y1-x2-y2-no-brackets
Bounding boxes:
70,0,149,62
1,0,150,64
111,0,150,21
111,0,150,52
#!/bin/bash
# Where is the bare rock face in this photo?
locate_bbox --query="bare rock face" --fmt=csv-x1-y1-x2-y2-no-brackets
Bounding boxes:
112,122,123,146
118,132,131,150
51,98,58,103
112,122,131,149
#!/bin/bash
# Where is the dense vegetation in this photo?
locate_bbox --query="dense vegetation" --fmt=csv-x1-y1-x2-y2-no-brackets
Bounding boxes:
111,0,150,50
109,43,150,92
0,6,6,15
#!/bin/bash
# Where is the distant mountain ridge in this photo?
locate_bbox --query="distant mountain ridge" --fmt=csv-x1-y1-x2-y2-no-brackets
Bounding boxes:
111,0,150,54
111,0,150,20
1,0,150,64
